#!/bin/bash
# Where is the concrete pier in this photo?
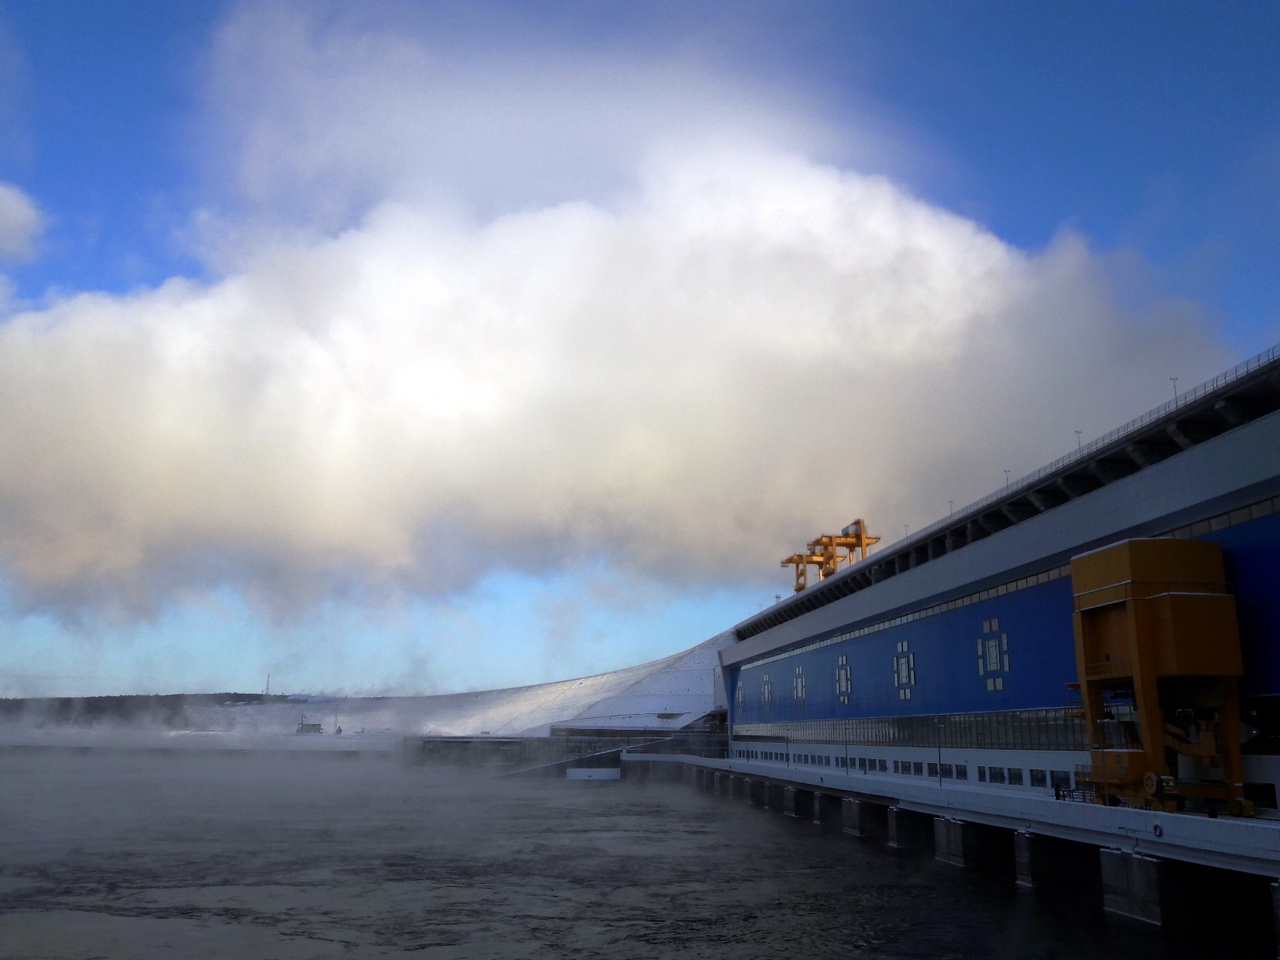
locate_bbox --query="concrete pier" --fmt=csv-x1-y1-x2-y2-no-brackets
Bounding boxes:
1100,849,1165,925
1271,881,1280,958
1014,831,1044,888
840,797,886,837
1013,831,1097,889
814,793,842,828
887,806,931,850
783,786,815,820
765,782,785,812
933,818,971,867
638,758,1279,955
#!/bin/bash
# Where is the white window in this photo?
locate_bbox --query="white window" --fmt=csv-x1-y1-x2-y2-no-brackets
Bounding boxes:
893,640,916,699
977,623,1011,690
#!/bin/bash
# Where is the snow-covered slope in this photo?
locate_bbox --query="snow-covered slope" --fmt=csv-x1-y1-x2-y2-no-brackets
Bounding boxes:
184,631,734,741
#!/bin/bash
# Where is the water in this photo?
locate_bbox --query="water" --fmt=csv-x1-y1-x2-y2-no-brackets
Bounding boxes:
0,748,1271,958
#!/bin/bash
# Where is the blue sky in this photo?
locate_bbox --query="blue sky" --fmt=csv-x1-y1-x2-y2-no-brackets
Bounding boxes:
0,1,1276,697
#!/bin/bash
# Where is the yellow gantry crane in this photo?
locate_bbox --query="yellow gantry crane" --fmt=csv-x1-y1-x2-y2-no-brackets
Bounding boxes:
781,519,881,593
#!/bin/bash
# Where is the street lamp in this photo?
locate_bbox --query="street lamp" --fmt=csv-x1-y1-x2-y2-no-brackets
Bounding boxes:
936,720,944,785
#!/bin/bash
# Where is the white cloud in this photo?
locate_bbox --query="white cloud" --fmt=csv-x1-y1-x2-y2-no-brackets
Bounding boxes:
0,5,1234,620
194,3,844,234
0,145,1231,616
0,182,40,259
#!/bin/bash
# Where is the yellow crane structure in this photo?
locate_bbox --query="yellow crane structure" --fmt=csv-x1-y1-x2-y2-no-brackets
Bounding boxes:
781,519,881,593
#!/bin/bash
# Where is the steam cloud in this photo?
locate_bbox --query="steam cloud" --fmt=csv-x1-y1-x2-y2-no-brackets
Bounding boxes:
0,5,1232,621
0,183,40,260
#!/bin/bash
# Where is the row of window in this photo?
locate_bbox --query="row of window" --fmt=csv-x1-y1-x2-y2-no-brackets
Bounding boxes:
891,759,969,780
733,746,1074,792
734,748,895,774
732,707,1088,752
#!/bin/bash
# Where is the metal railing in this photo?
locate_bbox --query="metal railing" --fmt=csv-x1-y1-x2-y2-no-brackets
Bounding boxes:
874,341,1280,557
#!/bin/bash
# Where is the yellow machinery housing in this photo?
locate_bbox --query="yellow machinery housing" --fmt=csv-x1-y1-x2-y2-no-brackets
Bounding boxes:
1071,538,1248,813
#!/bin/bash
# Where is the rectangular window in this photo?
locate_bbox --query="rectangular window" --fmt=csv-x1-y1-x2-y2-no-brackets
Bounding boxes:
985,637,1001,672
893,760,900,773
955,764,967,781
912,761,923,776
878,759,887,772
941,764,954,779
989,766,1007,784
927,763,938,778
1030,769,1047,788
1008,767,1024,786
858,757,867,771
977,765,987,782
1051,770,1072,790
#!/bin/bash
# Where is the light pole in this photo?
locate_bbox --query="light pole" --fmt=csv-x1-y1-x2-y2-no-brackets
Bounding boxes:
1170,377,1179,401
1003,469,1010,490
936,720,944,785
1075,430,1082,450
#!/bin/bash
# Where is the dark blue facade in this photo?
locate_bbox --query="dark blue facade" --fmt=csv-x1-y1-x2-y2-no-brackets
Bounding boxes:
732,577,1078,725
1206,511,1280,698
730,511,1280,727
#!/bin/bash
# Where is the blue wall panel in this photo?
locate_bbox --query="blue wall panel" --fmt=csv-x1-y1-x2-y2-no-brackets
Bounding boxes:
729,511,1280,728
1208,512,1280,698
732,577,1078,725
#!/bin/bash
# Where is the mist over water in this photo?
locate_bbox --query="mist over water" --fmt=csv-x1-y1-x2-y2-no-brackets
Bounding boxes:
0,748,1270,959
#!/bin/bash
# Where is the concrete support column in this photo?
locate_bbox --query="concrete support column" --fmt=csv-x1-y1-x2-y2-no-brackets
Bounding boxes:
1100,849,1165,925
1270,881,1280,958
765,782,785,813
783,786,815,819
1014,831,1044,888
814,793,842,827
934,818,969,867
887,806,931,850
839,798,880,839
